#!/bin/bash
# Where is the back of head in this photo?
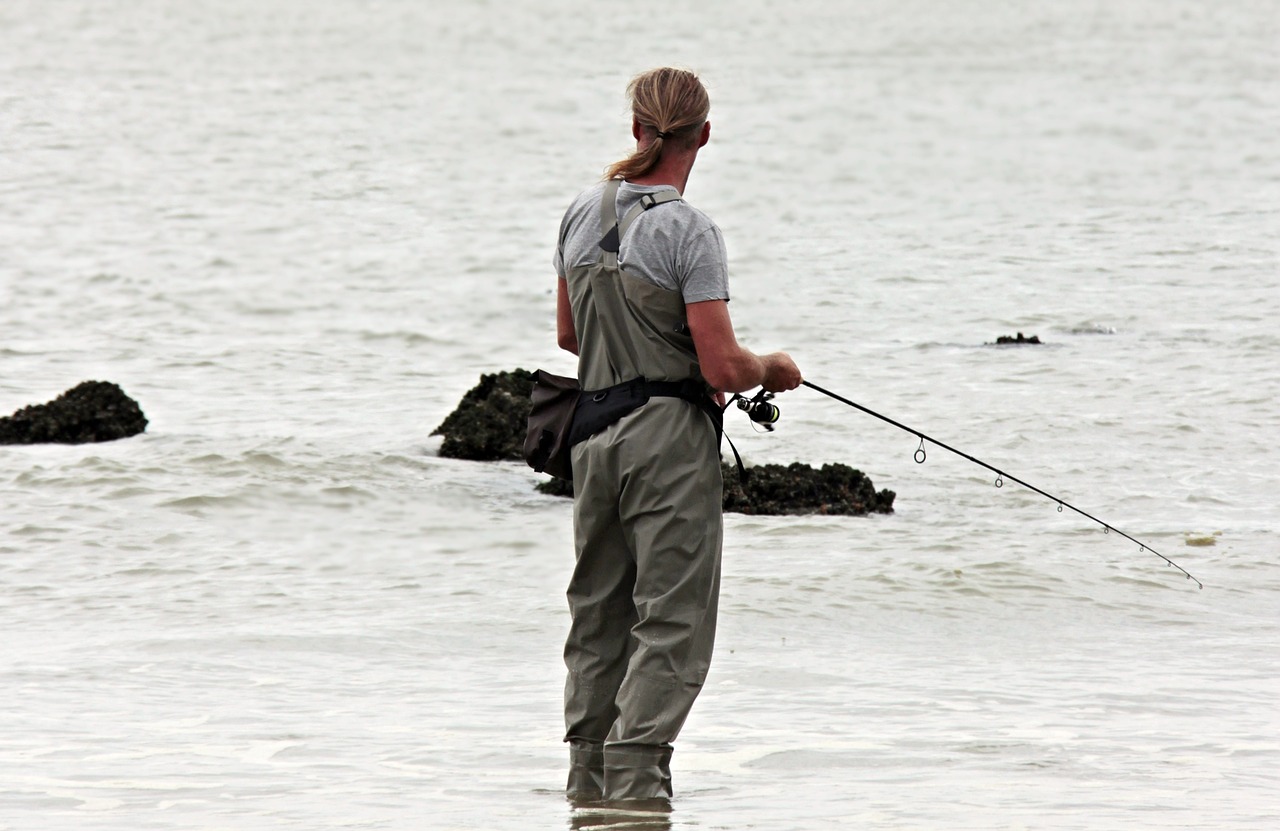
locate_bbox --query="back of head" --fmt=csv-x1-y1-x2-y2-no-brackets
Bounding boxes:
605,67,710,181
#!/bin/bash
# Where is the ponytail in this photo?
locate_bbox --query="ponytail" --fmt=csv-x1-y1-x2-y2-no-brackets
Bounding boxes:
604,68,710,181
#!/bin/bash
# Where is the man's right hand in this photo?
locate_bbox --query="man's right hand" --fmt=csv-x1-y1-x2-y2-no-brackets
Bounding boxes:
761,352,802,393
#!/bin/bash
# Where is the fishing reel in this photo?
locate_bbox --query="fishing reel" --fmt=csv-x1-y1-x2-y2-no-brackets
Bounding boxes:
735,389,781,431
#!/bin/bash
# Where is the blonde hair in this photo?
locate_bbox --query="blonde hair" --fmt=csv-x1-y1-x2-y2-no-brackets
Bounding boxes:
604,68,710,181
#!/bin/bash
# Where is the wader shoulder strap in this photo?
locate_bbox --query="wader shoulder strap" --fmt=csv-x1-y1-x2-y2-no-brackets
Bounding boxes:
600,178,621,237
618,190,681,240
598,183,682,262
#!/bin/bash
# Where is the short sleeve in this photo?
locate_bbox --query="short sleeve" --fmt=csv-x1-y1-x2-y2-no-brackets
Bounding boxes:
677,225,731,303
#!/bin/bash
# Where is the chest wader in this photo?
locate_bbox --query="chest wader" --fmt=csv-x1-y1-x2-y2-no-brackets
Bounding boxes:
562,179,724,802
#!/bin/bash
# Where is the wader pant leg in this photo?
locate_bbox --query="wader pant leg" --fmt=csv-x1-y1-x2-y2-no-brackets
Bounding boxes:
563,437,636,797
564,401,723,801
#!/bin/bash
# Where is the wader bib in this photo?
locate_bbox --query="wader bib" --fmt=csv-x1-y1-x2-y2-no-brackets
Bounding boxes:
562,179,724,801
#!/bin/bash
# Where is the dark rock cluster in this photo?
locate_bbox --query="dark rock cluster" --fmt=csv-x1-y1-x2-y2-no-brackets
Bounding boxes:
722,462,895,516
436,369,894,516
994,332,1041,345
537,463,895,516
431,369,535,461
0,381,148,445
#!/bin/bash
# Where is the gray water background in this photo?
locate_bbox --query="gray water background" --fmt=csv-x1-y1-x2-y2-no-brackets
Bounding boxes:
2,0,1277,828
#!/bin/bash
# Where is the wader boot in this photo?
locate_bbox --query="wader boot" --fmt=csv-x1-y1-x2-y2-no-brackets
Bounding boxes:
566,739,605,798
562,179,724,802
603,743,673,801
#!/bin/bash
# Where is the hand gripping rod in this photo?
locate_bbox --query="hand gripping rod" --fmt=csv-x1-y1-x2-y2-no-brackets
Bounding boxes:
801,380,1203,589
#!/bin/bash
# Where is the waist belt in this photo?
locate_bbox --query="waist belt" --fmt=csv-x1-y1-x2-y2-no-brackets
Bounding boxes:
568,376,722,448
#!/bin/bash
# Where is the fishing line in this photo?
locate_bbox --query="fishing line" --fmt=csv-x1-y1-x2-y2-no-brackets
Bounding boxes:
799,380,1203,589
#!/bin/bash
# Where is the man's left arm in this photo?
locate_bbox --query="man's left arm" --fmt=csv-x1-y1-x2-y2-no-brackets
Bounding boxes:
556,277,579,356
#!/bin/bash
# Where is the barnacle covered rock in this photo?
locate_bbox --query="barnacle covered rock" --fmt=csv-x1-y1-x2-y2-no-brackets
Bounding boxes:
431,369,535,461
536,461,894,517
721,461,895,516
0,381,148,445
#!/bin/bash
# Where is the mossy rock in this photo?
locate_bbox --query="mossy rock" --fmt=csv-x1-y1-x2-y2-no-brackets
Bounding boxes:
0,381,148,445
722,461,895,516
431,369,535,461
536,461,894,517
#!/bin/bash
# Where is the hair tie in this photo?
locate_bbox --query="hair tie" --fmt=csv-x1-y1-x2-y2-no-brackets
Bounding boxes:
656,129,673,140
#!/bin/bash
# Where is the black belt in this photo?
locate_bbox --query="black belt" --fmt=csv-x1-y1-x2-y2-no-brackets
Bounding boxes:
568,376,721,448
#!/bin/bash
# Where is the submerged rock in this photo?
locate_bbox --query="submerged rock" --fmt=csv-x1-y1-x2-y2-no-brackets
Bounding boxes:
535,477,574,498
994,332,1041,345
536,462,895,517
432,369,535,461
0,381,148,445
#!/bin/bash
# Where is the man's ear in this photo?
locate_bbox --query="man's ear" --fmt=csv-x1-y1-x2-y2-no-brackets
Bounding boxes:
699,120,711,148
632,117,643,141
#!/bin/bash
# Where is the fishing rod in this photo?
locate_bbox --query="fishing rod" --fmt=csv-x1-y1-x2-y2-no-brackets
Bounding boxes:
734,382,1203,589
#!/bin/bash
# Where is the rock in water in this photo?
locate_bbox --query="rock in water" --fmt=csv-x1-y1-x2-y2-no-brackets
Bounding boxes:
721,462,895,516
538,462,895,517
432,369,535,461
994,332,1041,345
0,381,148,445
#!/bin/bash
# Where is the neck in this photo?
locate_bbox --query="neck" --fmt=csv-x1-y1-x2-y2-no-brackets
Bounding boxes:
627,147,696,194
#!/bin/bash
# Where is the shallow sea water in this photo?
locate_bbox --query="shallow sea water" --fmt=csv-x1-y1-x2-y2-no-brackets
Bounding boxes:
2,1,1278,829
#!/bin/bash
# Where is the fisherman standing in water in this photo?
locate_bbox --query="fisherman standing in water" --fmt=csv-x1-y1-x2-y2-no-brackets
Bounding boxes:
553,67,802,803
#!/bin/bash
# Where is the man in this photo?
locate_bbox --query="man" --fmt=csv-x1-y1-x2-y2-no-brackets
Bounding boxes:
553,67,802,803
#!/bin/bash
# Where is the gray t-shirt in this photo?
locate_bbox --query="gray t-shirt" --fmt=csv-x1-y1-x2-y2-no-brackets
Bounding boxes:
553,181,730,303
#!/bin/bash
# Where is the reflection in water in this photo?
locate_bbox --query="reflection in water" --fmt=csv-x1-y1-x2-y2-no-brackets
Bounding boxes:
567,795,673,830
